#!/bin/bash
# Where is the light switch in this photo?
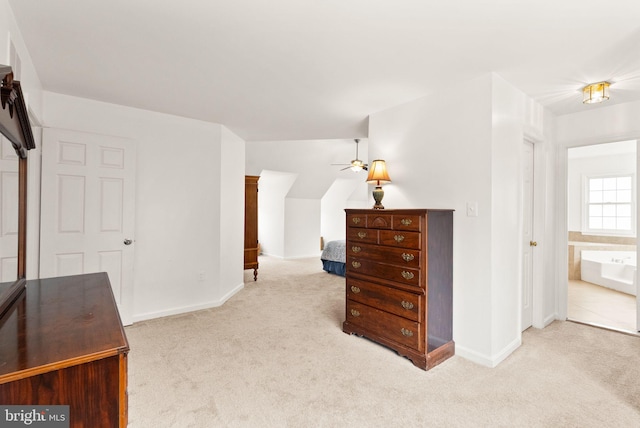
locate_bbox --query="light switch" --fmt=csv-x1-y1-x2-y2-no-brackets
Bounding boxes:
466,202,478,217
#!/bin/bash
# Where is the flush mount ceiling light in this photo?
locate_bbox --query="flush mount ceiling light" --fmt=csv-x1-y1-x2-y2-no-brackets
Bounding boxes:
582,81,610,104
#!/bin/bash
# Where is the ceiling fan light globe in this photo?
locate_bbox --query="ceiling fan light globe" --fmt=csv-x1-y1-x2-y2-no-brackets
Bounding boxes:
350,159,365,172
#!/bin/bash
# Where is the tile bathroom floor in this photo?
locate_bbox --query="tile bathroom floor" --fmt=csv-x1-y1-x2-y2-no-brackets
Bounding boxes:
568,279,638,334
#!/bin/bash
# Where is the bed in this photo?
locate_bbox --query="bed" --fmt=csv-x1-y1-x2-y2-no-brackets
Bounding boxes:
321,239,346,276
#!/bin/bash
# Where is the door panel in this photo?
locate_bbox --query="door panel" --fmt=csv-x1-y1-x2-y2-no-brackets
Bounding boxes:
58,175,85,232
40,129,136,325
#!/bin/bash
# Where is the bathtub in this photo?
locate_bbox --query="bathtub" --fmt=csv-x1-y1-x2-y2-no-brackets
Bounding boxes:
580,250,637,296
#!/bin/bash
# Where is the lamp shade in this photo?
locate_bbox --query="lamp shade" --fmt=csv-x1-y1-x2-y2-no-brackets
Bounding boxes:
583,81,610,104
366,160,391,184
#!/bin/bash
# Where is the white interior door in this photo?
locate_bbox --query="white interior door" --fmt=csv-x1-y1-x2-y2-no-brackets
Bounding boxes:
0,136,19,282
40,129,136,325
522,141,534,331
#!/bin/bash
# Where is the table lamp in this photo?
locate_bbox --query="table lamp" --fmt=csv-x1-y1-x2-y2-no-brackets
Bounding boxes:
366,160,391,209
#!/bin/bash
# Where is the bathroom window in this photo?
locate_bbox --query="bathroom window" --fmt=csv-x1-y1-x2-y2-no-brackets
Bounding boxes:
585,174,634,234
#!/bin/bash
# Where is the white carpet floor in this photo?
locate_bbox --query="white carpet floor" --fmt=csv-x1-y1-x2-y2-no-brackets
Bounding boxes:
125,256,640,427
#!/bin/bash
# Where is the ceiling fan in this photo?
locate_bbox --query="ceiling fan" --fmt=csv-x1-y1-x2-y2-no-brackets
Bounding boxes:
332,139,368,172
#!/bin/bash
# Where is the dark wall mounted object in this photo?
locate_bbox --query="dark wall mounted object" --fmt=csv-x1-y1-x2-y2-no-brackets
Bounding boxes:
0,65,36,319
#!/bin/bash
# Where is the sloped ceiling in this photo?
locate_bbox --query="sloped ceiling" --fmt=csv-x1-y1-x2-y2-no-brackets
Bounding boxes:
8,0,640,141
246,139,367,199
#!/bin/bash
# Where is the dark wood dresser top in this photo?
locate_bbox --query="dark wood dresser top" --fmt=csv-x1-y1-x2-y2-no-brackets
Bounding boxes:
0,272,129,383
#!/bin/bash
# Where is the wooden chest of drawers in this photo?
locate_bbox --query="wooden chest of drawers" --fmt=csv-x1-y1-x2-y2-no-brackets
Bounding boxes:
0,273,129,427
342,209,454,370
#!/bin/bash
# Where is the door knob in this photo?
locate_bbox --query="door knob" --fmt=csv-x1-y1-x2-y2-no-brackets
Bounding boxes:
529,241,537,247
124,239,133,245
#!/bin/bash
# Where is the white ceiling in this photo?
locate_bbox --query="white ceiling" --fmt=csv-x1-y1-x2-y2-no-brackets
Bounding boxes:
8,0,640,141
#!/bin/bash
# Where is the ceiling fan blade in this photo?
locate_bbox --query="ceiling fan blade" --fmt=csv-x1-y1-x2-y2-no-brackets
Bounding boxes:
331,163,351,166
340,166,351,171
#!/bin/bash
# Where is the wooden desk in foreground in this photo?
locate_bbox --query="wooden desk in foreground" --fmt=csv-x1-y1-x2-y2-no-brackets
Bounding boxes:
0,272,129,427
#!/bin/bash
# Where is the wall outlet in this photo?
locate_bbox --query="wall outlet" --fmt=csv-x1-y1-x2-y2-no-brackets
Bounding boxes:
197,271,205,282
466,202,478,217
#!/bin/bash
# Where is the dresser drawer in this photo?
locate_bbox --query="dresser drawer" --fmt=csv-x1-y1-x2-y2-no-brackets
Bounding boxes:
347,278,421,321
365,214,392,229
347,257,421,287
346,300,422,351
379,230,421,249
347,243,420,269
347,214,367,228
393,215,421,231
347,227,378,244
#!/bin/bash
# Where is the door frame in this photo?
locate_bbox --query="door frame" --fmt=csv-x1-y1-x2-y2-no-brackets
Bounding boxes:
26,108,42,280
557,137,639,332
522,134,549,330
522,140,535,330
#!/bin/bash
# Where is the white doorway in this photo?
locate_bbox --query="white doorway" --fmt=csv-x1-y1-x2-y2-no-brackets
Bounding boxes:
40,129,136,325
566,140,638,333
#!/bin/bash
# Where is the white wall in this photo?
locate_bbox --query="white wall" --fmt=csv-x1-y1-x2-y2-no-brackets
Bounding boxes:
42,92,246,322
490,75,529,358
556,101,640,147
284,198,321,258
321,178,368,243
220,127,246,294
369,75,494,362
257,170,296,257
368,73,554,366
1,0,43,120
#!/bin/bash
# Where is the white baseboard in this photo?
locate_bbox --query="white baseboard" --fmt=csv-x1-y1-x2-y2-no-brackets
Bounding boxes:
455,335,522,368
538,313,557,328
131,282,244,323
284,253,322,260
259,252,322,260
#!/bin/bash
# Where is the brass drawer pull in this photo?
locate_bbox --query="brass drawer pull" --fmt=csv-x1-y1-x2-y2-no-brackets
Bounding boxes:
357,231,367,239
351,309,360,317
394,234,405,243
351,261,361,269
400,328,413,337
401,301,414,310
401,271,414,280
400,218,412,226
351,285,361,293
401,253,414,262
352,217,361,224
352,246,362,253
